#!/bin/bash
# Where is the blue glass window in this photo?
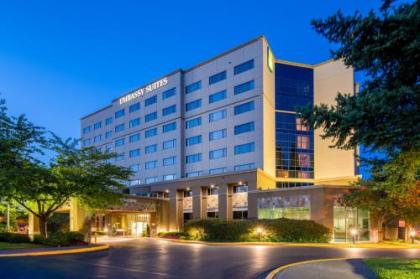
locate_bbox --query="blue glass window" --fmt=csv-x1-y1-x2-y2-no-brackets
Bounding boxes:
186,153,202,164
129,149,140,158
185,99,202,111
115,109,125,119
115,123,125,133
82,138,91,146
145,144,157,154
186,135,202,146
163,156,176,166
129,102,140,113
145,95,157,107
209,167,226,175
94,135,102,143
234,163,255,171
145,177,158,184
234,142,255,155
163,174,176,181
115,138,125,147
145,112,157,122
145,160,157,170
163,139,176,149
209,110,226,122
234,80,254,95
185,117,201,129
129,133,140,142
209,148,227,159
105,131,112,139
162,87,176,99
162,122,176,133
186,171,201,178
115,153,124,161
93,121,102,130
83,126,91,134
209,129,227,141
145,128,157,138
185,81,201,94
130,164,140,173
234,101,255,115
209,90,226,104
129,118,140,128
234,122,255,135
234,59,254,75
105,117,113,126
209,71,226,85
162,104,176,116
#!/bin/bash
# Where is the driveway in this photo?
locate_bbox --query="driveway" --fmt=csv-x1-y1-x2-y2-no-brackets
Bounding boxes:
0,238,418,279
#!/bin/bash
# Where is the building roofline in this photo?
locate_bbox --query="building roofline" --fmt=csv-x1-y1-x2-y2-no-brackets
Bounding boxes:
276,58,337,69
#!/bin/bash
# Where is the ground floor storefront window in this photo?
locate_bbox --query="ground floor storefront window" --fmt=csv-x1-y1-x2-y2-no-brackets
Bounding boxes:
257,195,310,220
333,206,370,242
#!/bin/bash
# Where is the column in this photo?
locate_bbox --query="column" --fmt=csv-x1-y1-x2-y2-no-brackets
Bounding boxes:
192,187,207,219
218,183,233,220
169,189,184,231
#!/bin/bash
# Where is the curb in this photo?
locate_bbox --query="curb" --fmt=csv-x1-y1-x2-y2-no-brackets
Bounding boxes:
265,258,351,279
0,244,109,258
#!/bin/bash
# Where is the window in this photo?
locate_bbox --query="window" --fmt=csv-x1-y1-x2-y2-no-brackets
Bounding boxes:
185,81,201,94
186,153,202,164
185,117,201,129
115,124,125,133
129,102,140,113
145,112,157,122
115,153,124,161
234,59,254,75
186,171,201,178
209,71,226,85
234,142,255,155
129,118,140,128
145,144,157,154
145,177,158,184
105,144,112,152
129,180,141,187
129,133,140,143
145,160,157,170
105,131,112,139
129,148,140,158
209,90,226,104
163,139,176,150
130,164,140,173
186,135,202,146
209,148,227,159
209,129,227,141
296,118,309,131
94,135,102,143
82,138,91,146
234,101,254,115
162,87,176,99
234,122,255,135
115,138,125,147
163,174,176,181
235,163,255,171
93,121,102,130
234,80,254,95
115,109,125,119
209,167,226,175
145,128,157,138
185,99,202,111
145,95,157,106
105,117,113,126
297,135,310,149
298,153,311,168
209,109,226,122
83,126,91,134
162,105,176,116
162,122,176,133
163,156,176,166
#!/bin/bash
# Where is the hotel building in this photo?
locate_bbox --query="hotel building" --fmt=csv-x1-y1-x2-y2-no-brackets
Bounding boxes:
80,36,370,242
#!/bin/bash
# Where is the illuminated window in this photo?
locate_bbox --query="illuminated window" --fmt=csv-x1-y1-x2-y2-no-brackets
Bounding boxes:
298,153,311,168
296,118,309,131
297,135,310,149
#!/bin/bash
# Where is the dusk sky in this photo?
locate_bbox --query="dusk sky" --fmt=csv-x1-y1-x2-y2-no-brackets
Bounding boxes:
0,0,379,167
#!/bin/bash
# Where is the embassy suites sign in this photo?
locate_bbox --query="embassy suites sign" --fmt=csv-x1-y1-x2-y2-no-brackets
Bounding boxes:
119,77,168,105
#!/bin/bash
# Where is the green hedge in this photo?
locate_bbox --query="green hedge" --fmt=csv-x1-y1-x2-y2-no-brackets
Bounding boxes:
0,232,31,243
157,231,189,239
184,218,331,243
33,232,87,247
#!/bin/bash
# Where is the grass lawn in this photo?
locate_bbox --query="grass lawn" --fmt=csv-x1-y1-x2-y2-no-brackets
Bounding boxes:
0,242,47,250
364,258,420,279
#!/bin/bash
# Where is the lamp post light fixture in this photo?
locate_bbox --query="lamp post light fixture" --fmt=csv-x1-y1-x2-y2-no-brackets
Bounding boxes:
256,226,264,241
350,228,358,244
410,230,416,244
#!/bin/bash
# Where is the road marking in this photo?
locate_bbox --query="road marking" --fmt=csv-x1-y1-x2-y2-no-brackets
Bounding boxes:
0,244,109,257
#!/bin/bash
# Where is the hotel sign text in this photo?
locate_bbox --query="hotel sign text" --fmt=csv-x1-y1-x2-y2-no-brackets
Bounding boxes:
119,77,168,105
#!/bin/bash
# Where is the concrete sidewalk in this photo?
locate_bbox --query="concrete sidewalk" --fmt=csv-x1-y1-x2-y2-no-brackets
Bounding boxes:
0,244,109,257
274,259,377,279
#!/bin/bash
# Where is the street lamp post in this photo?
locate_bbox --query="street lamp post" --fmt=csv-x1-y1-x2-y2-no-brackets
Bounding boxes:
350,228,358,245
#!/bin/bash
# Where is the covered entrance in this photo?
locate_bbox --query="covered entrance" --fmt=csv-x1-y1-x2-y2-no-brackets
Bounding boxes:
93,212,152,237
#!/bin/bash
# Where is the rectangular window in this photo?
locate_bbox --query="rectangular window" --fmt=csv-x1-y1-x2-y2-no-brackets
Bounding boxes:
209,109,226,122
297,135,310,149
234,80,254,95
186,135,202,146
209,71,226,85
83,126,91,134
234,122,255,135
163,122,176,133
145,128,157,138
186,153,202,164
163,139,176,150
105,144,112,152
162,104,176,116
129,102,140,113
234,59,254,75
145,160,158,170
93,121,102,130
129,148,140,158
185,117,202,129
163,174,176,181
209,129,227,141
115,123,125,133
296,118,309,131
130,164,140,173
94,135,102,143
145,177,158,184
82,138,91,146
185,99,202,111
115,138,125,147
162,87,176,99
234,101,255,115
209,148,227,159
105,130,112,139
185,81,201,94
129,118,140,128
129,133,140,143
209,90,226,104
163,156,176,166
115,109,125,119
298,153,311,168
209,167,226,175
234,142,255,155
145,144,157,154
115,153,124,161
105,117,113,126
145,95,157,107
234,163,255,171
145,112,157,122
186,171,201,178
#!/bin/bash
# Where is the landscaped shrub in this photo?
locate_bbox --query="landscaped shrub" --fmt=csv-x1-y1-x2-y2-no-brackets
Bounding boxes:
33,231,87,246
157,231,189,239
0,232,31,243
184,218,331,243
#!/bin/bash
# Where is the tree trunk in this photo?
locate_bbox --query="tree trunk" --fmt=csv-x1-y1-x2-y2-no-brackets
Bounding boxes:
39,216,48,238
